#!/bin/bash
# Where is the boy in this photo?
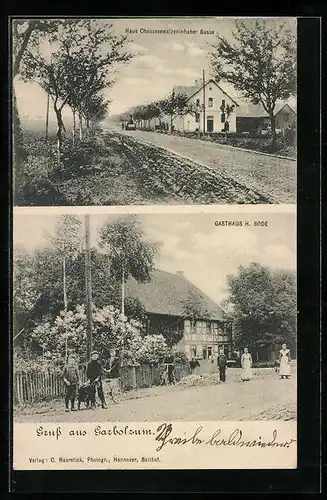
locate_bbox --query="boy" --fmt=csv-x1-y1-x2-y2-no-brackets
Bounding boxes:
62,354,80,412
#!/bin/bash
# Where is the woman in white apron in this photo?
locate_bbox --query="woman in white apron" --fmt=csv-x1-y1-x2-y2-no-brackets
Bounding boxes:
279,343,291,379
241,348,253,381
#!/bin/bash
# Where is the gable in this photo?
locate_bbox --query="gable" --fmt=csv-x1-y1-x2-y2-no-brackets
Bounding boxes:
173,79,238,107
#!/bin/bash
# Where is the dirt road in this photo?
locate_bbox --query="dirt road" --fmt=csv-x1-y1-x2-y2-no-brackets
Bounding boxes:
117,129,296,204
15,368,296,423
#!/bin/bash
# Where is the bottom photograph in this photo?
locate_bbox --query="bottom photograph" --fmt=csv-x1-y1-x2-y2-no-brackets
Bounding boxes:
12,210,297,469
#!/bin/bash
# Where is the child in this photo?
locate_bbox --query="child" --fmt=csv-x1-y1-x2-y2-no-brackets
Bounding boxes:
62,354,80,412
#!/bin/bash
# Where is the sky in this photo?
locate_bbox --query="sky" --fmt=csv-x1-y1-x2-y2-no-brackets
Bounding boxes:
14,17,297,126
13,211,296,304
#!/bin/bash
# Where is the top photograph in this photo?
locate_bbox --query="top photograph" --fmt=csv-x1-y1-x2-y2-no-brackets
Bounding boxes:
12,17,297,206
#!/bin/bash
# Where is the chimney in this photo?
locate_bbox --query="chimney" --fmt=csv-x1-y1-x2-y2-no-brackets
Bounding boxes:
176,270,184,278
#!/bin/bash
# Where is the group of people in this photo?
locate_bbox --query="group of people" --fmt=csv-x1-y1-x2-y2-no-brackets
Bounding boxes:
217,344,292,383
62,350,120,412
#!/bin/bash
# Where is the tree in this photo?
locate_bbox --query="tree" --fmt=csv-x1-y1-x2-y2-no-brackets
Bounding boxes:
181,288,210,329
13,247,42,339
47,215,83,312
159,91,196,133
82,92,110,132
12,20,59,185
98,215,160,316
30,304,168,366
225,262,296,361
20,19,132,157
211,19,296,150
220,102,235,133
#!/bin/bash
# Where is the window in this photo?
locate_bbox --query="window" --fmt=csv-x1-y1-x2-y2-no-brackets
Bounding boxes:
222,99,225,107
208,97,213,107
191,345,197,358
207,347,212,358
196,321,202,334
221,113,226,123
202,346,207,359
196,98,200,106
184,320,191,334
211,322,219,336
195,112,200,123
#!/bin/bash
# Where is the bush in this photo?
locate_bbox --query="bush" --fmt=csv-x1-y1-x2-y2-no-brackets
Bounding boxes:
15,175,65,206
54,138,104,180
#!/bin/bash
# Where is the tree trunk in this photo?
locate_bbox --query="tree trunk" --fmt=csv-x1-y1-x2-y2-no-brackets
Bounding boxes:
62,254,68,312
78,111,83,140
54,106,65,166
12,86,26,191
170,115,173,134
72,110,76,146
269,113,277,151
45,92,50,143
121,265,125,317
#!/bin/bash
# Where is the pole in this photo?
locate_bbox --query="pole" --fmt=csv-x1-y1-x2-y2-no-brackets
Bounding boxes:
85,215,93,360
202,70,206,134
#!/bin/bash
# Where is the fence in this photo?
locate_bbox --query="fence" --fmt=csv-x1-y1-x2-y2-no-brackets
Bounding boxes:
13,362,191,406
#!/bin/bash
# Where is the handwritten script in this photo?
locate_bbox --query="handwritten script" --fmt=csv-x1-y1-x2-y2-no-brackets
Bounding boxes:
155,423,296,452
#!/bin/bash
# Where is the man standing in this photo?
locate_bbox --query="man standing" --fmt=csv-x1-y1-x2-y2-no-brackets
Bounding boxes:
217,348,227,382
86,350,107,409
62,354,80,412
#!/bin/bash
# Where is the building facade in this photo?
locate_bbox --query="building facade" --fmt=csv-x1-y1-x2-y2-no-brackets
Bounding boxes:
155,79,238,134
125,269,231,360
236,102,296,134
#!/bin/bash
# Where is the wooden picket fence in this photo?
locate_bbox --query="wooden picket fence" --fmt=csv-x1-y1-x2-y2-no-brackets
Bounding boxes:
13,362,191,406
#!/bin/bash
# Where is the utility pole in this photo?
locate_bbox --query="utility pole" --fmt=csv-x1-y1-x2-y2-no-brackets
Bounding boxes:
202,70,206,134
85,214,93,360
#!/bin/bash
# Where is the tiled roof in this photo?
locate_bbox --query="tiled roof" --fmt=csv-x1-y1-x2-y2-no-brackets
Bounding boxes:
237,101,296,118
173,85,200,99
125,269,224,321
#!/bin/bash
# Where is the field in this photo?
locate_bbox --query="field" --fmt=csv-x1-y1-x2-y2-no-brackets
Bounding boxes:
15,128,296,206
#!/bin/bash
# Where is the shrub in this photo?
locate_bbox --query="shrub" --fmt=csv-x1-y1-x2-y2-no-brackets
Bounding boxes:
28,305,171,367
15,175,65,206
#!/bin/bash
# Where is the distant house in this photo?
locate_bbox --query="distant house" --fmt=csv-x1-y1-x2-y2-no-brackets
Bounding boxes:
159,79,239,134
236,102,296,134
125,269,231,360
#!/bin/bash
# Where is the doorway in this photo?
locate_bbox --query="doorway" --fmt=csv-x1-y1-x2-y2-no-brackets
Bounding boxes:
207,116,214,133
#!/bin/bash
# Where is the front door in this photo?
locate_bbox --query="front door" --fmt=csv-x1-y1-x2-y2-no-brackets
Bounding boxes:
207,116,214,133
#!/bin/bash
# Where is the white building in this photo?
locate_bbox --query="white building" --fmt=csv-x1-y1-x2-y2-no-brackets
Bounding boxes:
170,78,239,134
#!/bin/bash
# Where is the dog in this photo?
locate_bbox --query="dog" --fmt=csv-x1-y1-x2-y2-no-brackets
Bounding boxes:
77,381,98,410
